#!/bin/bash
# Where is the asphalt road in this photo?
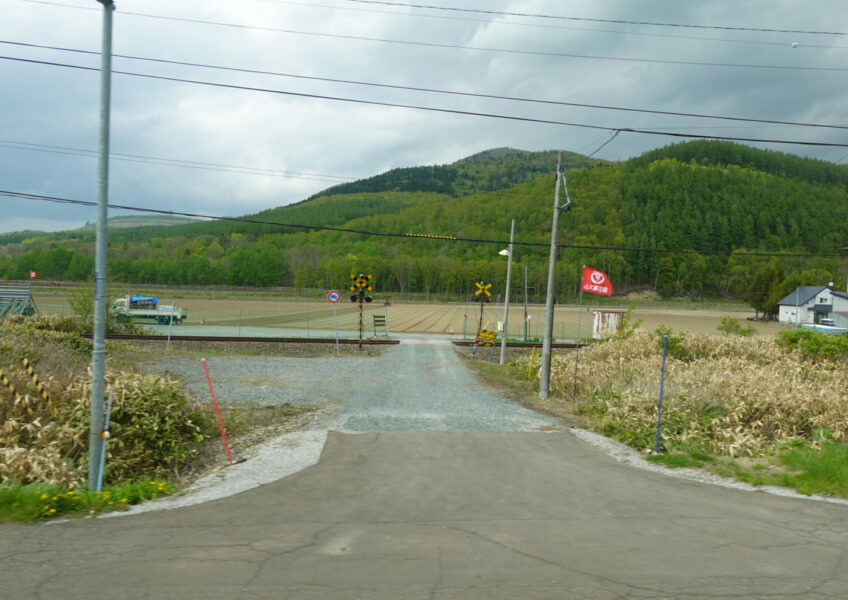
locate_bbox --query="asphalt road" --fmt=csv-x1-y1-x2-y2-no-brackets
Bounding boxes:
3,341,848,599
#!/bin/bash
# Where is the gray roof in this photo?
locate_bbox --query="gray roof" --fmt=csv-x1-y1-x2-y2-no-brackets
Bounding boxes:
832,290,848,300
777,286,828,307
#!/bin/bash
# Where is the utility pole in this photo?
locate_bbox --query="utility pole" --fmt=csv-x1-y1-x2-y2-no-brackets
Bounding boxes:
499,219,515,365
89,0,114,491
539,154,571,399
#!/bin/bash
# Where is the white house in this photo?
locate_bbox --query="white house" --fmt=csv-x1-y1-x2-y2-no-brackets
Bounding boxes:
777,285,848,327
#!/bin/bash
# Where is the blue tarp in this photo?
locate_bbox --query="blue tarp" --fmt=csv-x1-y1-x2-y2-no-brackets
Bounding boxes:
129,296,158,306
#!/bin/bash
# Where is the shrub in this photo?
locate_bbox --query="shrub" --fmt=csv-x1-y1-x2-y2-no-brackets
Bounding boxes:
717,315,755,336
0,317,216,487
776,329,848,361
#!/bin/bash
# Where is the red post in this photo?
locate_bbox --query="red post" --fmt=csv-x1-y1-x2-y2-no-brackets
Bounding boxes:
201,358,233,465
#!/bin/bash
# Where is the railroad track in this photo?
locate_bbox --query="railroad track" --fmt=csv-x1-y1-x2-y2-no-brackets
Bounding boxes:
450,341,583,348
91,334,400,345
89,334,575,347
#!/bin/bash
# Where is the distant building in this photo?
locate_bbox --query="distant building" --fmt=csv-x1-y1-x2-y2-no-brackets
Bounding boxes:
777,285,848,328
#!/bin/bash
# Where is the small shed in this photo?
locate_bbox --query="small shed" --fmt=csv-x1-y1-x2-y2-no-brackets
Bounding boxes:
592,309,626,339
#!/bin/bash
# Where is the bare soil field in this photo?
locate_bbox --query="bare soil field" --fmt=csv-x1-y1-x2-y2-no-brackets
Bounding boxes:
33,291,782,338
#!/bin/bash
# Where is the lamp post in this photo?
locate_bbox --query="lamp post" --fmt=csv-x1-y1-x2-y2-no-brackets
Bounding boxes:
499,220,515,365
523,265,529,342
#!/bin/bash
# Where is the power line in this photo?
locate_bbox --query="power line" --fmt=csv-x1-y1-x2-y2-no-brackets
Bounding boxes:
337,0,848,36
0,138,357,183
3,188,845,258
4,39,847,131
13,0,847,72
585,131,621,159
4,55,847,149
257,0,848,49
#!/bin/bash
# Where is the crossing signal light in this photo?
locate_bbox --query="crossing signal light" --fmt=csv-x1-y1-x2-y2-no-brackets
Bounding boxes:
365,295,372,303
350,295,358,303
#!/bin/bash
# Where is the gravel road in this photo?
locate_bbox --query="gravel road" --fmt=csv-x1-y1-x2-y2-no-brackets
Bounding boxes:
114,338,558,515
145,338,560,432
123,337,848,516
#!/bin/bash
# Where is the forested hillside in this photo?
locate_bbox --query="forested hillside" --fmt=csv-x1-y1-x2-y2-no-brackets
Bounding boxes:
301,148,601,201
2,142,848,313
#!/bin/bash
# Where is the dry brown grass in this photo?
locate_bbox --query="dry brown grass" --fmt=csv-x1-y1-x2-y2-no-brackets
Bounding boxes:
0,316,214,488
545,330,848,457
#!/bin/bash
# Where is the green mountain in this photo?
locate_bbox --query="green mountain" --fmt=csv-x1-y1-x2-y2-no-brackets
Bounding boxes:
301,148,601,201
3,142,848,309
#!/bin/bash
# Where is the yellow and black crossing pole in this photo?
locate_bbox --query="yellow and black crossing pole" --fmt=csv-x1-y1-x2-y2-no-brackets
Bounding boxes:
0,368,19,400
349,273,374,351
0,368,29,415
22,358,49,405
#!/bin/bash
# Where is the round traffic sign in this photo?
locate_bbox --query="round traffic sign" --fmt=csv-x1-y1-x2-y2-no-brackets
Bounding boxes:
327,290,341,303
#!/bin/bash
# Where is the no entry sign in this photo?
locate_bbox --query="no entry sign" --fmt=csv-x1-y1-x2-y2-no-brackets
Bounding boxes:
327,290,341,303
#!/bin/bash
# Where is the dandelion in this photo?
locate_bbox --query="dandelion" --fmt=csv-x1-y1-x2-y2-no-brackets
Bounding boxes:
120,498,128,503
40,493,48,501
49,509,56,514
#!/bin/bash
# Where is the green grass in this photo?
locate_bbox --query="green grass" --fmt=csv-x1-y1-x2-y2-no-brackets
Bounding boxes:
647,446,718,469
647,454,705,468
0,480,174,523
774,443,848,496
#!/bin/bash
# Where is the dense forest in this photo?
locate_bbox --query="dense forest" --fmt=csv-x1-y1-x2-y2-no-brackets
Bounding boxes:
2,142,848,316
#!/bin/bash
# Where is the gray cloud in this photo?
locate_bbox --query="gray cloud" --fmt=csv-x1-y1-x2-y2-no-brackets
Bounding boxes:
1,0,846,233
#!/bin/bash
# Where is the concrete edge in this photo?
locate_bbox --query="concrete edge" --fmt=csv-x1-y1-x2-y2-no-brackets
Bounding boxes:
568,426,848,506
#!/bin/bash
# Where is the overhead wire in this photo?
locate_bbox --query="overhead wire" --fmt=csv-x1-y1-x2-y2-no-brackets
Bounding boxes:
3,55,847,148
585,131,621,159
0,139,357,183
336,0,848,36
2,189,846,258
255,0,848,49
12,1,847,72
3,40,847,131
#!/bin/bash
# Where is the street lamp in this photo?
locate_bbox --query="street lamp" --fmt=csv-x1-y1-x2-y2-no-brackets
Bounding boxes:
499,220,515,365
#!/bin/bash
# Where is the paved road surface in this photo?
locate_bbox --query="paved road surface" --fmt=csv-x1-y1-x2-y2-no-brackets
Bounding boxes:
3,342,848,599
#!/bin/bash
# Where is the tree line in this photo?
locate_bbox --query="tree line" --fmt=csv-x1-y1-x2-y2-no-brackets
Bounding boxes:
2,142,847,315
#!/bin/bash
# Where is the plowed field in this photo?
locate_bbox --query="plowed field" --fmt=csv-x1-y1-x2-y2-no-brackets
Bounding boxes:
33,292,782,339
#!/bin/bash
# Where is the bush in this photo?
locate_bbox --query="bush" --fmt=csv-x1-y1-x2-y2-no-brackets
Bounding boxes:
776,329,848,360
717,315,755,336
0,318,216,487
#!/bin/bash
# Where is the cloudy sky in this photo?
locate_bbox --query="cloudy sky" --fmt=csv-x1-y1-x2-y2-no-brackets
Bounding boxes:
1,0,846,233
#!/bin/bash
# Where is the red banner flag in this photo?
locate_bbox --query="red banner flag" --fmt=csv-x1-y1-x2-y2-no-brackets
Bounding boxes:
581,266,612,296
28,270,37,279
